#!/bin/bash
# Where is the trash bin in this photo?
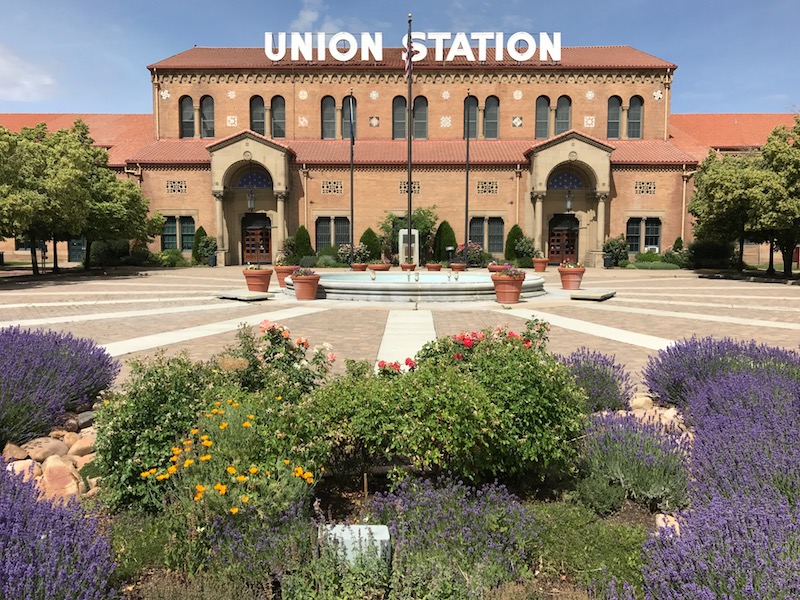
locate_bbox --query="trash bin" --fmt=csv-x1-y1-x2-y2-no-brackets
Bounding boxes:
207,253,217,267
603,253,614,268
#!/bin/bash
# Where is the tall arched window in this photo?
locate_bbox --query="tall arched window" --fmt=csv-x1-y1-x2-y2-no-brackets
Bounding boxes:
555,96,571,134
535,96,550,139
342,96,356,140
484,96,499,139
392,96,406,140
271,95,286,138
413,96,428,139
321,96,336,139
627,96,643,139
179,96,194,138
607,96,622,139
250,96,265,135
200,96,214,138
464,95,478,139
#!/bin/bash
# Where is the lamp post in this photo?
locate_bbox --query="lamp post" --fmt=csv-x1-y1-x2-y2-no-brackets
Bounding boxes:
565,154,576,212
464,89,473,267
246,162,260,264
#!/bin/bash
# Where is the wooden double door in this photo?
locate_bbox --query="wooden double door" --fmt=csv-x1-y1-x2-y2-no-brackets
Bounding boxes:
242,213,271,264
548,215,579,264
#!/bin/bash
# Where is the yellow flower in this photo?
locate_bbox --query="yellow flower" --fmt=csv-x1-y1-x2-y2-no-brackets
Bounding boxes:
242,421,252,428
156,473,169,481
227,399,233,405
233,402,240,407
247,414,255,420
320,467,325,473
236,475,247,482
149,468,157,474
265,470,270,476
140,471,150,478
205,413,212,418
215,401,222,407
277,396,282,402
283,459,290,465
171,446,182,455
305,476,314,484
196,484,206,493
167,465,178,474
293,466,304,477
219,423,228,430
190,428,199,435
229,507,239,514
303,471,312,480
183,440,192,446
193,493,203,501
170,455,179,463
226,466,237,475
248,467,258,474
202,440,213,447
241,496,250,503
214,483,227,495
183,459,194,468
200,435,210,441
218,409,225,415
211,408,219,415
200,454,212,462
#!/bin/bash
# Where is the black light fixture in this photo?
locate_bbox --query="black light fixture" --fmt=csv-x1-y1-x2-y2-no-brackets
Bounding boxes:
246,161,255,213
565,154,576,212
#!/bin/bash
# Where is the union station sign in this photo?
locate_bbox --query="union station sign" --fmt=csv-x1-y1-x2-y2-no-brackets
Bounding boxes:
264,31,562,63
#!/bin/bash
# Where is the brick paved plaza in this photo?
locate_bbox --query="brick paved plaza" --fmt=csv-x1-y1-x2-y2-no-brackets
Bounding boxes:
1,265,798,389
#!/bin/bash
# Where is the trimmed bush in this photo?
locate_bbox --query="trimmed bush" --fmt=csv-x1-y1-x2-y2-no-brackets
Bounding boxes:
559,348,634,412
635,249,662,263
603,235,628,267
634,261,680,270
153,248,189,267
661,249,689,268
0,464,117,599
0,327,119,446
90,239,130,267
504,224,524,260
294,225,314,258
687,239,735,269
191,225,208,264
433,220,457,261
359,227,381,261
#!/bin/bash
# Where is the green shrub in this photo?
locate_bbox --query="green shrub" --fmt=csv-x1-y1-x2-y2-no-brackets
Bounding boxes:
576,473,627,516
661,248,689,268
294,225,315,258
635,249,662,263
94,353,216,512
316,255,339,267
516,256,533,268
504,224,524,260
634,261,680,270
672,236,684,251
197,236,217,265
123,247,152,266
317,244,339,258
514,235,539,259
277,236,299,266
153,248,190,267
603,235,629,266
191,226,208,264
618,258,629,268
359,228,381,261
688,239,735,269
433,220,457,261
90,239,130,267
298,256,316,267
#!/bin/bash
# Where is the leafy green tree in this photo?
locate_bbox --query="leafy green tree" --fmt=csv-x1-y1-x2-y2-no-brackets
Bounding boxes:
504,224,524,260
191,226,208,264
294,225,315,257
359,227,381,260
378,206,438,261
433,220,457,261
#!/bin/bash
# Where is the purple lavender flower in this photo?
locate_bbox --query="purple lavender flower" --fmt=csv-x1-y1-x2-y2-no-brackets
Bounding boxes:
559,348,634,412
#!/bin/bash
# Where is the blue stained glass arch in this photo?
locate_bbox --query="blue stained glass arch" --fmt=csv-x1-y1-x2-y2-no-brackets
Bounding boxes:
237,171,273,189
547,172,582,190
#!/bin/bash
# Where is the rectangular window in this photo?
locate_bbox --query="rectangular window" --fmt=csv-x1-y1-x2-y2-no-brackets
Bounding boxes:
162,217,178,250
315,217,331,251
14,237,43,251
487,217,504,253
180,217,196,251
469,218,484,248
334,217,351,247
644,218,662,250
626,218,641,254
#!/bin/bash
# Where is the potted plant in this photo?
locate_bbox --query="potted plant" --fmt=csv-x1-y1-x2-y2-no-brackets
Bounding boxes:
400,262,416,271
368,258,391,272
274,237,299,287
491,265,526,303
425,261,443,271
242,263,273,292
290,267,320,300
558,260,586,290
532,249,548,272
487,260,512,273
338,243,370,271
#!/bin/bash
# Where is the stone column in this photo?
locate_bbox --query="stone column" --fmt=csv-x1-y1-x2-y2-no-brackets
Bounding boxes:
265,106,272,137
532,192,545,251
175,216,182,251
477,105,485,139
212,191,226,249
335,106,343,139
329,215,336,247
596,193,608,250
193,104,201,138
549,106,556,137
483,216,489,250
275,192,286,257
621,106,629,140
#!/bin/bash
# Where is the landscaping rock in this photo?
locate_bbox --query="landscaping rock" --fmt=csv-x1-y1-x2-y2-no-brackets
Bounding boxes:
629,394,653,411
68,434,96,457
2,442,28,461
41,455,85,500
55,412,79,433
74,453,96,470
656,513,680,535
6,459,42,481
21,437,69,462
77,411,96,429
61,432,81,448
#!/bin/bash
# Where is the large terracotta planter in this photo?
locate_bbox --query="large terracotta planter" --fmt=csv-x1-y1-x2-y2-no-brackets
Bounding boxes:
242,269,272,292
400,263,416,271
369,263,391,271
425,263,443,271
488,264,511,273
274,265,296,288
351,263,368,271
532,258,548,272
292,275,321,300
450,263,467,272
558,267,586,290
491,274,525,303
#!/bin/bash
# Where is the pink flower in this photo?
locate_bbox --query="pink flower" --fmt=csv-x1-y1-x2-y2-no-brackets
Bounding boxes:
378,360,386,368
327,352,336,363
405,357,417,370
463,338,474,349
259,319,273,333
524,340,532,349
454,353,464,360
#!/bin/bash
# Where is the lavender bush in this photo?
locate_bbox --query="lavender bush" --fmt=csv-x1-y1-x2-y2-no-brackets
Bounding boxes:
582,412,689,512
368,477,538,597
559,348,634,412
0,460,117,599
0,326,119,445
643,336,800,411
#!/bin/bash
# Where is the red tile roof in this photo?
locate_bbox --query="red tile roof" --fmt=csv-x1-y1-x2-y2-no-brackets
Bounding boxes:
610,140,698,165
149,46,676,71
0,114,154,167
670,113,797,159
127,139,213,165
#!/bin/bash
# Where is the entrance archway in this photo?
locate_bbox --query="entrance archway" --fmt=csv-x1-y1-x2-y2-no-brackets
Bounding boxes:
242,213,271,264
548,214,579,265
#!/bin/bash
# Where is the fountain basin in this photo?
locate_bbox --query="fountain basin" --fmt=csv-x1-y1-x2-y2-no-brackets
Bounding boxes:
285,272,546,302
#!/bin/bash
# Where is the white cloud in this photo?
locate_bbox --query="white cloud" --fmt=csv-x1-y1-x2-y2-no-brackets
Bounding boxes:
0,46,56,102
289,0,323,30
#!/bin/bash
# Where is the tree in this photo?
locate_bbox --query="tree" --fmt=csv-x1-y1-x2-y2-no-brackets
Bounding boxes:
378,206,438,261
433,220,457,261
294,225,315,257
359,227,381,261
504,224,524,260
192,226,208,264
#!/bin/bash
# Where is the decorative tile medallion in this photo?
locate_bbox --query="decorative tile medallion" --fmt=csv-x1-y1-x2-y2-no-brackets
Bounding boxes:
441,90,450,100
584,115,595,128
512,116,523,128
370,90,379,100
369,116,380,127
440,115,452,128
653,89,664,100
298,90,308,100
159,89,170,100
513,90,523,100
227,90,236,99
227,115,238,127
585,90,595,100
298,115,309,127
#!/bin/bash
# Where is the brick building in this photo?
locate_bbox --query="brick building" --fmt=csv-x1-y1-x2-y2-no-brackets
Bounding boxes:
1,44,796,266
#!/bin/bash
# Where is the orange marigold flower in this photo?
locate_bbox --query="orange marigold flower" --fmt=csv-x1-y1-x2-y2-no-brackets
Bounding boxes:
248,467,258,474
170,456,179,463
202,440,213,447
235,475,247,482
247,414,255,420
190,428,199,435
241,496,249,503
211,408,219,415
205,413,212,418
283,459,290,465
183,459,194,468
217,409,225,415
200,435,210,441
200,454,212,462
193,493,203,501
242,421,252,428
226,466,237,475
230,507,239,514
167,465,178,474
196,484,206,493
214,401,222,407
140,471,150,478
172,446,182,455
183,440,192,446
276,396,282,401
233,402,240,408
227,399,233,405
219,423,228,430
156,473,169,481
216,484,227,495
149,468,157,474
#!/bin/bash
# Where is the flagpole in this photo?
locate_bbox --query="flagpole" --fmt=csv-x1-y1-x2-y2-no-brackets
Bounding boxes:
349,88,355,265
406,13,413,265
464,89,471,267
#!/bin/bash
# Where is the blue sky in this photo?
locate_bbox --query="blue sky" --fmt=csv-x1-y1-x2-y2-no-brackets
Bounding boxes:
0,0,797,115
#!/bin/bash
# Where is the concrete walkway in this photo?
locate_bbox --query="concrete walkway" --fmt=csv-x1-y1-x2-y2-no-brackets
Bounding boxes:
1,265,797,386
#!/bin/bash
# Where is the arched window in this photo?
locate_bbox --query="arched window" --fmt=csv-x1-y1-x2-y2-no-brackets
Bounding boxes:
535,96,550,139
200,96,214,138
392,96,406,140
250,96,265,135
607,96,622,139
555,96,571,134
413,96,428,139
179,96,194,138
627,96,643,139
464,95,478,140
342,96,356,140
484,96,499,139
321,96,336,139
271,95,286,138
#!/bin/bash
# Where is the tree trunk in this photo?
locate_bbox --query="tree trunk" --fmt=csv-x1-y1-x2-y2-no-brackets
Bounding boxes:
29,236,39,276
776,233,796,277
51,239,60,273
84,239,93,271
767,234,775,276
737,229,745,272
